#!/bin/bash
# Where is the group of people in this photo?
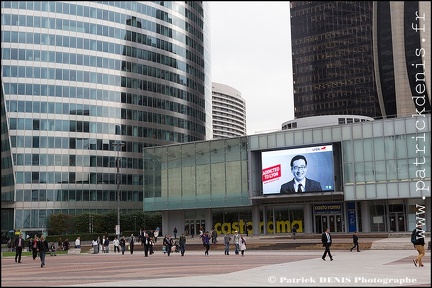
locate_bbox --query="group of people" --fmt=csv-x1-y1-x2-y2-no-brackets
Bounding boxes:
11,224,426,268
320,224,426,266
91,234,136,255
57,237,71,251
139,227,160,243
14,233,50,267
222,230,247,256
320,228,360,261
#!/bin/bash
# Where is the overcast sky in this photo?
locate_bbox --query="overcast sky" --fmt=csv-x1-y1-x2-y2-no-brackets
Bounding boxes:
209,1,294,135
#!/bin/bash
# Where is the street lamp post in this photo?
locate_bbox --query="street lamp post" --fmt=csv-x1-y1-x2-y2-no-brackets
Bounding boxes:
113,141,125,240
89,215,94,233
41,216,45,236
134,216,137,232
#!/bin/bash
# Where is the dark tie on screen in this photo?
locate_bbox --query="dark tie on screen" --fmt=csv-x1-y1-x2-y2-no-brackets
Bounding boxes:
298,184,303,193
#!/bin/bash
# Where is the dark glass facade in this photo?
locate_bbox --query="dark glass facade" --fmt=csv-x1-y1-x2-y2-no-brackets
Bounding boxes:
375,1,397,117
291,1,379,118
291,1,431,119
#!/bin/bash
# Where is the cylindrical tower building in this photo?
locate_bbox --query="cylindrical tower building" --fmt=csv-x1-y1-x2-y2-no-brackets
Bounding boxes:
1,1,211,234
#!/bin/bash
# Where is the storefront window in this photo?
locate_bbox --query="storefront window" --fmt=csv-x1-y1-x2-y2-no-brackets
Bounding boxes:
370,202,387,232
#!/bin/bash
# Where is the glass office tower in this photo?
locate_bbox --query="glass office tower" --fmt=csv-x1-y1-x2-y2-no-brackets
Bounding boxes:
290,1,431,119
1,1,211,235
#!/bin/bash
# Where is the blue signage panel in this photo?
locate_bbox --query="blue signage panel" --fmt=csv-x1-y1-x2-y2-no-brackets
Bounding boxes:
347,202,357,232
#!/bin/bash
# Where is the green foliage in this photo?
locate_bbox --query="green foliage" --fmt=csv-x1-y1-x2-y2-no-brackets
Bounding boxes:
49,214,74,235
46,211,161,239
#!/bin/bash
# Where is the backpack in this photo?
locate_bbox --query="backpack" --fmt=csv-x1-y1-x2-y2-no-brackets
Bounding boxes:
411,230,417,244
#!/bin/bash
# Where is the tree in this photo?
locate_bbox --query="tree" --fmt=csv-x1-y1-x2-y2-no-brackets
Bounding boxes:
47,211,162,235
49,213,74,235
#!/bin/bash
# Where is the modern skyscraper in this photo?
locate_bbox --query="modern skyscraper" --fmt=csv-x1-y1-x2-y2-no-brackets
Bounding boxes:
1,76,15,232
290,1,430,119
212,82,246,139
1,1,211,235
373,1,431,117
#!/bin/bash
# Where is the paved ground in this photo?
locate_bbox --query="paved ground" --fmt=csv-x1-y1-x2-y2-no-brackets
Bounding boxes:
1,238,430,287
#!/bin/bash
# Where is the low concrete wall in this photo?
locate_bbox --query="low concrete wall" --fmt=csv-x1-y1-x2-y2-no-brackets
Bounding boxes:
68,248,81,255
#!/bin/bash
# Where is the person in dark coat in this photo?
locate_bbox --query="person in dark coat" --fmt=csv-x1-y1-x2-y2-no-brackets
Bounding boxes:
119,236,126,255
280,155,322,193
350,231,360,252
173,226,178,239
291,226,297,240
32,236,39,260
202,232,211,256
412,223,425,267
321,228,333,261
143,233,151,257
129,234,135,254
14,234,24,263
179,233,187,256
37,235,49,267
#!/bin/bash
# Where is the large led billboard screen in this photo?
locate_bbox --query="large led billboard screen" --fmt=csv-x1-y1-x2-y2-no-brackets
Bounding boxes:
262,144,335,195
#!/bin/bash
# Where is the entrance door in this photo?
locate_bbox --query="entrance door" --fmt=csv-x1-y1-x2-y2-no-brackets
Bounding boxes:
315,215,323,233
389,213,405,232
196,219,205,236
184,219,205,237
315,215,343,233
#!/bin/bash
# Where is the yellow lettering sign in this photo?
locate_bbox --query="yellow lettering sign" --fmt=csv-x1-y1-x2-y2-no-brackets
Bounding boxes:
215,220,303,234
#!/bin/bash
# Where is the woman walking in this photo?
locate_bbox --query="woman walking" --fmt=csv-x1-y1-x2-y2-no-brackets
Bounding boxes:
239,235,247,256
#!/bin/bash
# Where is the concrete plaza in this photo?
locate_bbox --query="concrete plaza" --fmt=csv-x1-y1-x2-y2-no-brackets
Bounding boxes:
1,238,430,287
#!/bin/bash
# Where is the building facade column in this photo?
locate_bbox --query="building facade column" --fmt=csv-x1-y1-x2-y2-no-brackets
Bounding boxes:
303,204,313,233
252,205,260,236
361,201,371,232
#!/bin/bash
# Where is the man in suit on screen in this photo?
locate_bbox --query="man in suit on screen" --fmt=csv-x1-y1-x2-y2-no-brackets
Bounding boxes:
280,154,322,193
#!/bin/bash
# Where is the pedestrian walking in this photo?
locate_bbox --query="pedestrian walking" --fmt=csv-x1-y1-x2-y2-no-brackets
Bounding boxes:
32,235,39,260
129,234,135,254
163,235,173,256
202,231,211,256
245,224,249,237
119,236,126,255
350,231,360,252
412,223,425,267
321,228,333,261
239,235,247,256
233,230,240,255
179,233,186,256
14,234,24,263
223,233,231,255
143,233,151,257
291,226,297,240
37,235,49,267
